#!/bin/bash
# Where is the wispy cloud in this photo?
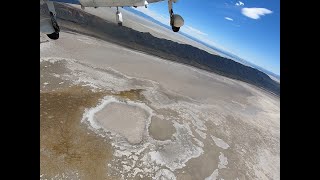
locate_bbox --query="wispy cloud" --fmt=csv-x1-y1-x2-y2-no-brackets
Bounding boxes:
133,7,233,55
135,7,208,37
235,1,244,6
241,8,272,19
184,25,208,36
180,26,234,55
225,17,233,21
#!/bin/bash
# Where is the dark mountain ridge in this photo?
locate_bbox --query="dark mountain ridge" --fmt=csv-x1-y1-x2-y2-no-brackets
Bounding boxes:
41,3,280,96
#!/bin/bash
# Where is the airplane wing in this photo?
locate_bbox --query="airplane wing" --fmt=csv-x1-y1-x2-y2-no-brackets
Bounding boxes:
147,0,165,3
41,0,183,40
48,0,81,5
48,0,165,6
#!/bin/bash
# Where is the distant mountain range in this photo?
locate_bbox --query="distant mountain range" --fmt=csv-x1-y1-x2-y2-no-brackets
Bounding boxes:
43,3,280,95
52,3,279,82
124,7,280,82
50,3,279,81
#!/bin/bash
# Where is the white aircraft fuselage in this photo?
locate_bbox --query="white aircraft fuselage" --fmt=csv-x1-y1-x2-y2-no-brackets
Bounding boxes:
79,0,148,7
41,0,184,40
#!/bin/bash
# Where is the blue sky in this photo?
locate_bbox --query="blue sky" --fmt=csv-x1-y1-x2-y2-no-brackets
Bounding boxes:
136,0,280,75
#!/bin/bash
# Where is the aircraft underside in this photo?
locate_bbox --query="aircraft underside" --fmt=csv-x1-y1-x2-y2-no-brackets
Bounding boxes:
41,0,184,40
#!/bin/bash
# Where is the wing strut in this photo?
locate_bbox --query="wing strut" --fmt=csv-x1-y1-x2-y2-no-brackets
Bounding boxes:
44,0,60,40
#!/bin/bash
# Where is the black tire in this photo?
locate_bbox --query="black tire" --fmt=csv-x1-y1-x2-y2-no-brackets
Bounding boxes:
172,26,180,32
118,22,123,26
47,32,59,40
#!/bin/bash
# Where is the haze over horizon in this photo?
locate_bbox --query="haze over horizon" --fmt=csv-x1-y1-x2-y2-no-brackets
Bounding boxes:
135,0,280,76
40,3,280,179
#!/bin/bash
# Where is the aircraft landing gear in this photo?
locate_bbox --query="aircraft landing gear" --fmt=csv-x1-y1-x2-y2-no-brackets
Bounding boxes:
168,0,184,32
116,7,123,26
172,26,180,32
45,0,60,40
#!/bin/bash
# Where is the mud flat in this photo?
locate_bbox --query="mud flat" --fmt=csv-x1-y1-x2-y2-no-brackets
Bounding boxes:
40,31,279,180
85,98,153,144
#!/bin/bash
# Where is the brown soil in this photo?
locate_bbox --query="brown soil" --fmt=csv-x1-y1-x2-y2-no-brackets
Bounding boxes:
40,86,117,180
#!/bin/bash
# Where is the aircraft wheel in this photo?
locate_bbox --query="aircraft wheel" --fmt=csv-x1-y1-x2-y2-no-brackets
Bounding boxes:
47,32,59,40
172,26,180,32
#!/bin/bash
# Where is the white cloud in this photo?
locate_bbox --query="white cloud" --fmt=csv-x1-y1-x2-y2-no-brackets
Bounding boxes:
235,1,244,6
241,8,272,19
225,17,233,21
184,25,208,36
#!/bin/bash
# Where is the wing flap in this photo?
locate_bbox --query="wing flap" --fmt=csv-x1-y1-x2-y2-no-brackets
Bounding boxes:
147,0,165,3
49,0,81,5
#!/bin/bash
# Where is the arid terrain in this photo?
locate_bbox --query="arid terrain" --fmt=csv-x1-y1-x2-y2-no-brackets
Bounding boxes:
40,3,280,180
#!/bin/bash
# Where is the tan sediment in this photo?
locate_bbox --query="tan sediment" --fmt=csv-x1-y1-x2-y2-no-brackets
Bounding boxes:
40,86,149,179
40,29,280,179
40,86,116,180
114,89,145,101
94,101,149,144
148,116,176,141
175,142,220,180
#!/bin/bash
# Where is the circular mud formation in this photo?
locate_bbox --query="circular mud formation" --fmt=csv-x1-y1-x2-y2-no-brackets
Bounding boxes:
88,98,152,144
148,116,176,141
81,95,158,142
